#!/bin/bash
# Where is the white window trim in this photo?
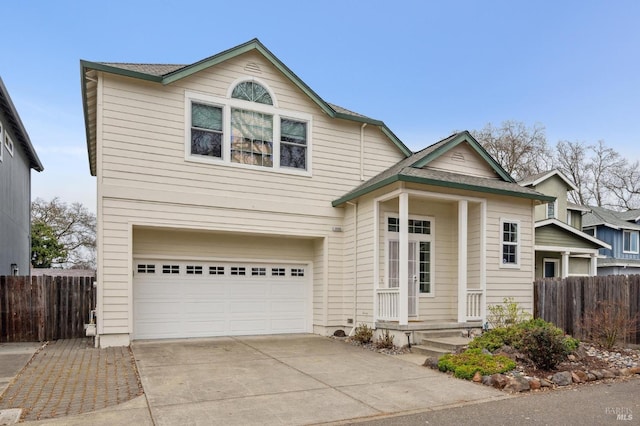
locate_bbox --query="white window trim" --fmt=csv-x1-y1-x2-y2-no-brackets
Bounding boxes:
543,258,560,278
384,213,436,297
500,218,521,269
546,200,557,219
623,230,639,254
184,88,312,177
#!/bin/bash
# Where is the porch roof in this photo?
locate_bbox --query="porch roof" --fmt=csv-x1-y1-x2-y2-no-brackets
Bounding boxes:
333,131,554,206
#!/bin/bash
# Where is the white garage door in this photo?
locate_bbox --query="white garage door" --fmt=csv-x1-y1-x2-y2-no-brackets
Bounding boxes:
133,260,310,339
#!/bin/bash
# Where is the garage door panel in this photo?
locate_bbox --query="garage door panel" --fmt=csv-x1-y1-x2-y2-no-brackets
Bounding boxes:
133,260,310,339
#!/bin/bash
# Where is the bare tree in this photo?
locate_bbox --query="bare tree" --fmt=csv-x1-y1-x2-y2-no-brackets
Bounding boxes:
472,121,552,180
31,197,96,269
555,140,591,205
585,141,627,209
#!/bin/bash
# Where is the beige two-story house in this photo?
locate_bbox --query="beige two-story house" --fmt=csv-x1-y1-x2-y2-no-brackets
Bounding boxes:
81,39,552,347
519,169,609,278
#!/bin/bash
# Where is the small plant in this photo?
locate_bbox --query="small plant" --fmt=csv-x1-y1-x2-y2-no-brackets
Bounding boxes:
352,323,373,344
375,329,395,349
438,348,516,380
581,301,639,350
520,322,569,370
486,297,532,328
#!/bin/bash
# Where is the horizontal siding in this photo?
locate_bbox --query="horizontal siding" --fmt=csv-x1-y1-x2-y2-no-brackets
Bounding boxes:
426,143,497,179
98,51,405,216
536,225,598,249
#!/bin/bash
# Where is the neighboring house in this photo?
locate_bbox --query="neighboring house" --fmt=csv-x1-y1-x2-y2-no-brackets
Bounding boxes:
519,170,610,279
80,39,552,348
583,206,640,275
0,77,44,276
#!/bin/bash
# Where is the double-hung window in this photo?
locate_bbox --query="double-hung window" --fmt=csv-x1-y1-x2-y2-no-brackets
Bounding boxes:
186,80,311,174
623,230,639,254
501,219,519,267
546,201,556,219
191,103,223,158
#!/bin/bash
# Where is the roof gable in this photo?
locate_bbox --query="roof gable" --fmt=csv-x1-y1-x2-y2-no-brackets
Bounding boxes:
81,39,411,175
535,218,611,250
333,131,554,206
519,169,578,192
410,131,514,182
0,77,43,171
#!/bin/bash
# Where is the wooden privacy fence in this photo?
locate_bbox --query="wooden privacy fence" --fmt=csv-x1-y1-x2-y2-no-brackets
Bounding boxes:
534,275,640,345
0,275,96,342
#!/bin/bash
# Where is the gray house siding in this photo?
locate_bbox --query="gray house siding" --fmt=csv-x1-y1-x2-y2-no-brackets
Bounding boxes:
0,76,43,276
0,114,33,275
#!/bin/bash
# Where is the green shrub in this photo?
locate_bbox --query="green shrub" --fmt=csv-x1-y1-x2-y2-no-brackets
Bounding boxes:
486,297,532,328
352,323,373,344
437,348,516,380
468,326,523,352
563,336,580,353
375,329,395,349
520,322,569,370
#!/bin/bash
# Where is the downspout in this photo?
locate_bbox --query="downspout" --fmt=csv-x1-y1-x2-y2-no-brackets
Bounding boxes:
360,123,367,181
347,201,358,335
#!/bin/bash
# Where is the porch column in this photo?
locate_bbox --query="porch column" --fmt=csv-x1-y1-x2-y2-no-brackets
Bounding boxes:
561,251,570,278
398,192,409,326
457,200,468,323
589,253,598,276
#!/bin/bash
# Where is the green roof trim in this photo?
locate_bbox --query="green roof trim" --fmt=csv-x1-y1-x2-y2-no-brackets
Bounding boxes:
332,173,555,207
81,38,412,172
410,131,514,182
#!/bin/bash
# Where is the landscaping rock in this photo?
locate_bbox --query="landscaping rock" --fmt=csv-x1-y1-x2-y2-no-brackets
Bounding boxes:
592,370,604,380
573,345,589,360
630,366,640,375
504,376,530,393
619,368,631,376
586,372,597,381
481,375,494,386
601,369,616,379
539,378,552,388
571,371,582,383
422,356,439,369
529,378,541,390
490,373,508,389
552,371,573,386
472,371,483,383
573,370,588,383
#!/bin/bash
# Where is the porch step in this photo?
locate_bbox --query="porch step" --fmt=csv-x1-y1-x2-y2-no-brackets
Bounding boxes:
411,344,453,359
412,333,472,359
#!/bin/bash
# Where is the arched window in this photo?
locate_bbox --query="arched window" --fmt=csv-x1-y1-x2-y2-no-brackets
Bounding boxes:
231,81,273,105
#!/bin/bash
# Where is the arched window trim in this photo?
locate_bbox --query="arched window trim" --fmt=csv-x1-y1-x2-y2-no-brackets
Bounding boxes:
226,77,279,108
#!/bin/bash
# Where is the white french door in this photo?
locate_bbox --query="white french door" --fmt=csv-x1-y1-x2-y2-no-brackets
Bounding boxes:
388,239,431,317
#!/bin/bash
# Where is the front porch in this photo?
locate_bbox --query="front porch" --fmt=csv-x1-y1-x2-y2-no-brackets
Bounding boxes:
372,187,488,326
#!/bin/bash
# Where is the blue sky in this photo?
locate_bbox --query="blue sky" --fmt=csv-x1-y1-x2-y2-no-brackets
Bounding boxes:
2,1,639,212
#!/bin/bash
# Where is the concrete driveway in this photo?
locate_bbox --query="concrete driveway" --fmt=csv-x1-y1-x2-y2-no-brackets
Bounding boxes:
131,334,507,425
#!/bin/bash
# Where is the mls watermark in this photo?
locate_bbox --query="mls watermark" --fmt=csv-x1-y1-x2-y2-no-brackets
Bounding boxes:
606,407,633,421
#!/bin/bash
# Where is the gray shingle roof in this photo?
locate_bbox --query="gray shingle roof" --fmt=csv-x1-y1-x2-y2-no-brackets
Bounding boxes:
0,77,43,171
99,63,187,76
333,132,552,206
583,206,640,230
